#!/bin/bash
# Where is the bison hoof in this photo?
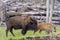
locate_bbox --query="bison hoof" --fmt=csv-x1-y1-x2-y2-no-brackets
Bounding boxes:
21,31,26,35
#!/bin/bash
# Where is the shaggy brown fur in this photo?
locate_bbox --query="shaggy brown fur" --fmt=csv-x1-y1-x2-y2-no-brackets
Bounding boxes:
6,14,31,37
37,22,56,34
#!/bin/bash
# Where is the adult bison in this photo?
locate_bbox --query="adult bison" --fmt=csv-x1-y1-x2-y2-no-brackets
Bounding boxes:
35,22,56,35
5,14,37,37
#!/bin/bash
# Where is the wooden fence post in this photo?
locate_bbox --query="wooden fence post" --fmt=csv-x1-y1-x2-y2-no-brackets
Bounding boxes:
49,0,54,23
46,0,50,22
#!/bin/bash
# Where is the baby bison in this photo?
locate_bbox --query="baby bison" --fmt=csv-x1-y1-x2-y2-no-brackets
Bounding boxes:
37,22,56,35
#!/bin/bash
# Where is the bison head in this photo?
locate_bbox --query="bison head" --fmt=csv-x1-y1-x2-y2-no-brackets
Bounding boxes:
21,17,37,35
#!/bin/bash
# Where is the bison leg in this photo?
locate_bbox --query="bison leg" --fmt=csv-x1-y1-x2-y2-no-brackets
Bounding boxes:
54,27,56,32
39,30,42,33
21,28,27,35
10,27,15,36
34,30,37,34
22,30,26,35
46,30,51,36
6,28,10,37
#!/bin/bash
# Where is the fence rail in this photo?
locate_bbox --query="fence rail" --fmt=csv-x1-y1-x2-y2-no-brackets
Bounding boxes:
0,0,60,25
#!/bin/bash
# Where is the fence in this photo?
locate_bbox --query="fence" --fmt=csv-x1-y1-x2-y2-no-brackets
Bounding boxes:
1,0,60,25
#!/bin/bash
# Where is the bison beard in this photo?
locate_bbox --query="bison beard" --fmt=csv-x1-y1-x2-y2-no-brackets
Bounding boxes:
5,15,37,37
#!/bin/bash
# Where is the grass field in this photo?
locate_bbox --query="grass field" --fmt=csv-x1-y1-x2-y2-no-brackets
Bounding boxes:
0,25,60,40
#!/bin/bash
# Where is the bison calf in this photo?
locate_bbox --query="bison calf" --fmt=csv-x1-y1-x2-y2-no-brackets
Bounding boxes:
37,22,56,35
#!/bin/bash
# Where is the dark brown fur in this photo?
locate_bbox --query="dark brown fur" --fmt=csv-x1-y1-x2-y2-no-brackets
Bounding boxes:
6,14,31,37
6,14,38,37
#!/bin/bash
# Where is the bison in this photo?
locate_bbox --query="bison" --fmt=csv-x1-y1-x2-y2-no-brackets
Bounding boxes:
35,22,56,35
5,14,37,37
